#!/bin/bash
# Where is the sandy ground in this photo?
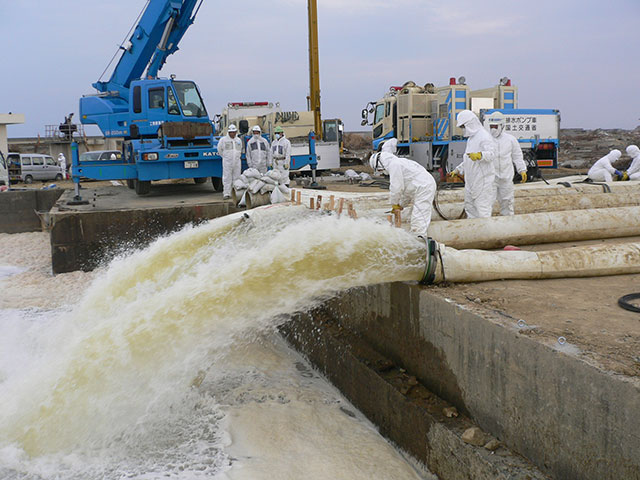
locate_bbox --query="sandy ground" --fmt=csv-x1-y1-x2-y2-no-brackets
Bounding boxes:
431,237,640,378
0,232,96,309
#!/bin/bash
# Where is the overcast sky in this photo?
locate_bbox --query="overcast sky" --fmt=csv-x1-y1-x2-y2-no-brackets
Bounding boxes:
2,0,639,138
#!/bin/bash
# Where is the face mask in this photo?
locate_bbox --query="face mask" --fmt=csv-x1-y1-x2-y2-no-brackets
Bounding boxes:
275,133,281,140
253,134,260,139
490,128,500,138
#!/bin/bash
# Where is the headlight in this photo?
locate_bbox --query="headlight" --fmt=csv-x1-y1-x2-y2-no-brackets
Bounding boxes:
142,153,159,161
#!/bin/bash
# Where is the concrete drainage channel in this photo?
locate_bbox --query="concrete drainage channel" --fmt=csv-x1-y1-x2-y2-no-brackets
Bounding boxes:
281,283,640,480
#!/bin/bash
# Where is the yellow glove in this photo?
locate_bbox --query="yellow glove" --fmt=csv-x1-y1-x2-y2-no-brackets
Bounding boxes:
391,204,403,213
468,152,482,161
520,171,527,183
622,171,629,181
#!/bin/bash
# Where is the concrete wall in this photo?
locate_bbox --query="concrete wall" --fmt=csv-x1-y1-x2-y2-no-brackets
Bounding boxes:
50,203,236,273
0,189,63,233
287,284,640,480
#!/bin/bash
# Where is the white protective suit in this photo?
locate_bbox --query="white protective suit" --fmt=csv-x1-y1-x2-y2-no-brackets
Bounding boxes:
58,153,67,179
381,138,398,154
217,133,243,197
452,110,497,218
246,134,271,174
490,124,526,216
587,150,622,182
271,135,292,185
372,151,436,236
626,145,640,181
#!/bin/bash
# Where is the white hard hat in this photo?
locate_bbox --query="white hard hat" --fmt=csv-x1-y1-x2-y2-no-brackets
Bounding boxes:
228,124,238,132
456,109,476,127
369,152,382,172
487,111,505,126
252,125,261,133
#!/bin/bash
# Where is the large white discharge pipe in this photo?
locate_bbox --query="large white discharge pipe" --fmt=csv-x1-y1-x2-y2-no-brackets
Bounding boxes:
430,241,640,283
428,206,640,249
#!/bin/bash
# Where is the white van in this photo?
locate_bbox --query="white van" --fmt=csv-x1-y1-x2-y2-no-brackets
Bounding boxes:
7,153,64,184
0,151,8,186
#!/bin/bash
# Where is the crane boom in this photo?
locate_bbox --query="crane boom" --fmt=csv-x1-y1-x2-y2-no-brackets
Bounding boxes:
93,0,202,99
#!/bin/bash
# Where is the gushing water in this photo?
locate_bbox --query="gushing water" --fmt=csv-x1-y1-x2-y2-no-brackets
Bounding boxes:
0,205,428,479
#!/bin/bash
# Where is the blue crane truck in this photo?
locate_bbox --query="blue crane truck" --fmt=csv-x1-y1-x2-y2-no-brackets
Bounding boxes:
72,0,320,197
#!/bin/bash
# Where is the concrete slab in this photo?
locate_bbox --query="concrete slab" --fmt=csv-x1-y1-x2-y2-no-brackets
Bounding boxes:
286,280,640,480
0,189,63,233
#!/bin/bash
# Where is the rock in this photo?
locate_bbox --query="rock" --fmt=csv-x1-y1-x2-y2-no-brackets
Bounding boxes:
484,439,501,451
443,406,459,418
462,427,486,446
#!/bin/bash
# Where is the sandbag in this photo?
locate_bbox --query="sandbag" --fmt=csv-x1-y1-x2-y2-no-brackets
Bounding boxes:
260,184,276,194
248,179,266,194
271,186,287,204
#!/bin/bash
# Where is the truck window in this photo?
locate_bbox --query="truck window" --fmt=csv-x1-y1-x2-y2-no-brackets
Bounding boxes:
173,81,207,117
32,156,44,166
385,102,390,116
167,88,180,115
374,104,385,124
323,121,338,142
133,86,142,113
148,88,165,109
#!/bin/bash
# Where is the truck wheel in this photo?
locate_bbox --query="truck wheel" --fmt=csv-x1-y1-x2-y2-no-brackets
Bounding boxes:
211,177,223,192
134,180,151,195
24,175,33,184
194,177,207,184
55,174,63,181
126,179,135,189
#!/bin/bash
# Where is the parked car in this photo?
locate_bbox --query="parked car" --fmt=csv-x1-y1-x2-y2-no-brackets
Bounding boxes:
7,153,64,184
79,150,122,162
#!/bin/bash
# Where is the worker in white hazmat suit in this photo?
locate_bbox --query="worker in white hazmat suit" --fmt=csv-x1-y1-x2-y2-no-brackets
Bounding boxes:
246,125,271,174
217,124,243,199
625,145,640,181
587,149,623,182
271,126,292,186
486,112,527,216
58,153,67,180
448,110,497,218
370,150,436,237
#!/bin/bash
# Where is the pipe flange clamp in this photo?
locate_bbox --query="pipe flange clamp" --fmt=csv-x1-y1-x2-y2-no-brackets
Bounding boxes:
419,236,439,285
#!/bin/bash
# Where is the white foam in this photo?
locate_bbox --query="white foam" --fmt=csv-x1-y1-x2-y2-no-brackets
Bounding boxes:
0,207,430,479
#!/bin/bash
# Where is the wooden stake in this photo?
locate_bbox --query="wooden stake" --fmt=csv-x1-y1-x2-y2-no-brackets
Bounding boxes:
316,195,322,210
296,190,301,205
290,189,296,203
349,203,358,219
329,195,335,210
337,198,345,215
387,214,393,225
310,198,315,210
394,209,402,228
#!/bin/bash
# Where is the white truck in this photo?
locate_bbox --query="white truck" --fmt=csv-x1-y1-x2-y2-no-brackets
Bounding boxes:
218,102,343,172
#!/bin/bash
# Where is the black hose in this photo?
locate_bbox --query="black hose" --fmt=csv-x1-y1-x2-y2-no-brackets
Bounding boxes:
618,293,640,313
434,182,465,220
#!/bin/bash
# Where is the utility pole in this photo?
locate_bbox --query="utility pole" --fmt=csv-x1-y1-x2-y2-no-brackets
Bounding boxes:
307,0,321,136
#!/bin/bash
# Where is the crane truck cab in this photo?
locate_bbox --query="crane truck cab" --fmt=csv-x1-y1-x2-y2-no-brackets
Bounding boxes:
79,77,221,195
